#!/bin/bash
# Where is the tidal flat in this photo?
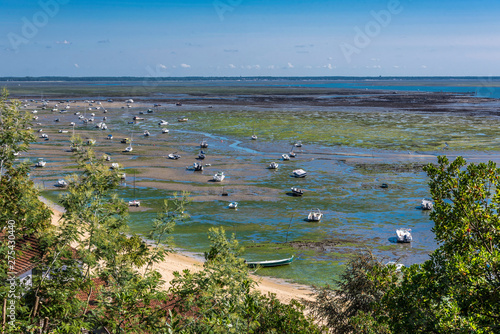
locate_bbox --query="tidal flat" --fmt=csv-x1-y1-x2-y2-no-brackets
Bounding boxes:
12,80,500,286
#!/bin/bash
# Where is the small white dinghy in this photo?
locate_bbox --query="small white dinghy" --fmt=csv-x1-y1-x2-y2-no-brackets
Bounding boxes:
396,228,412,243
228,202,238,209
162,128,169,134
268,162,279,169
111,163,120,169
128,200,141,207
386,261,404,272
144,130,150,137
282,154,290,161
292,169,307,178
421,198,433,210
307,208,323,222
159,120,169,126
213,171,225,182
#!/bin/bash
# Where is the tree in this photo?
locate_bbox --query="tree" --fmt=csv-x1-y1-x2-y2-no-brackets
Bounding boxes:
169,227,323,333
306,251,396,334
385,156,500,333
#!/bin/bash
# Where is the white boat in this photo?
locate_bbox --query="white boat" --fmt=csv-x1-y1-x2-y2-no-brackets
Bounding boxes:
268,162,279,169
107,134,113,140
386,261,404,272
35,158,46,168
128,200,141,207
200,140,208,148
251,134,258,140
290,187,304,196
105,155,111,161
159,120,169,126
294,141,302,147
282,154,290,161
40,133,48,138
396,228,412,243
193,162,204,171
162,128,169,134
58,130,68,133
307,209,323,222
213,171,225,182
111,163,120,169
292,169,307,178
421,198,433,210
124,145,133,152
55,179,68,188
289,151,296,158
229,202,238,209
144,130,150,136
168,153,181,160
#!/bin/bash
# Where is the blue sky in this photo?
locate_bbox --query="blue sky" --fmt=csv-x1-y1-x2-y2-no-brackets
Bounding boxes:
1,0,499,76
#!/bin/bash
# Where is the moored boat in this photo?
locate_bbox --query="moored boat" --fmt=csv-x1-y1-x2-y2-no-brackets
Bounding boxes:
246,255,294,268
35,158,46,168
421,198,433,210
55,179,68,188
228,202,238,209
291,187,304,196
213,171,225,182
292,169,307,178
268,162,279,169
396,228,412,243
307,208,323,222
282,154,290,161
168,153,181,160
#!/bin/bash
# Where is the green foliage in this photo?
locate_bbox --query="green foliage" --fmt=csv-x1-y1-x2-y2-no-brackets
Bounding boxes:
385,156,500,333
306,251,398,334
169,227,322,333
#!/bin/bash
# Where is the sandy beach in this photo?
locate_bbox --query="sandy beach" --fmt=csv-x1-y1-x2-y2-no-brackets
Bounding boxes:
45,198,314,304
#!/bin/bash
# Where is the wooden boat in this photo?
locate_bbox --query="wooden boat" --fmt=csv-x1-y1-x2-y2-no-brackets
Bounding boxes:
291,187,304,196
213,171,225,182
268,162,279,169
292,169,307,178
421,198,433,210
307,208,323,222
396,228,412,243
246,255,294,268
228,202,238,209
178,117,188,122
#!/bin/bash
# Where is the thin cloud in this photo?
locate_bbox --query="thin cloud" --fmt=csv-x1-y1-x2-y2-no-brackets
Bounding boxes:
158,64,167,70
56,40,71,44
421,65,427,69
98,39,110,44
180,63,191,68
74,64,79,68
228,64,236,68
287,62,294,68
